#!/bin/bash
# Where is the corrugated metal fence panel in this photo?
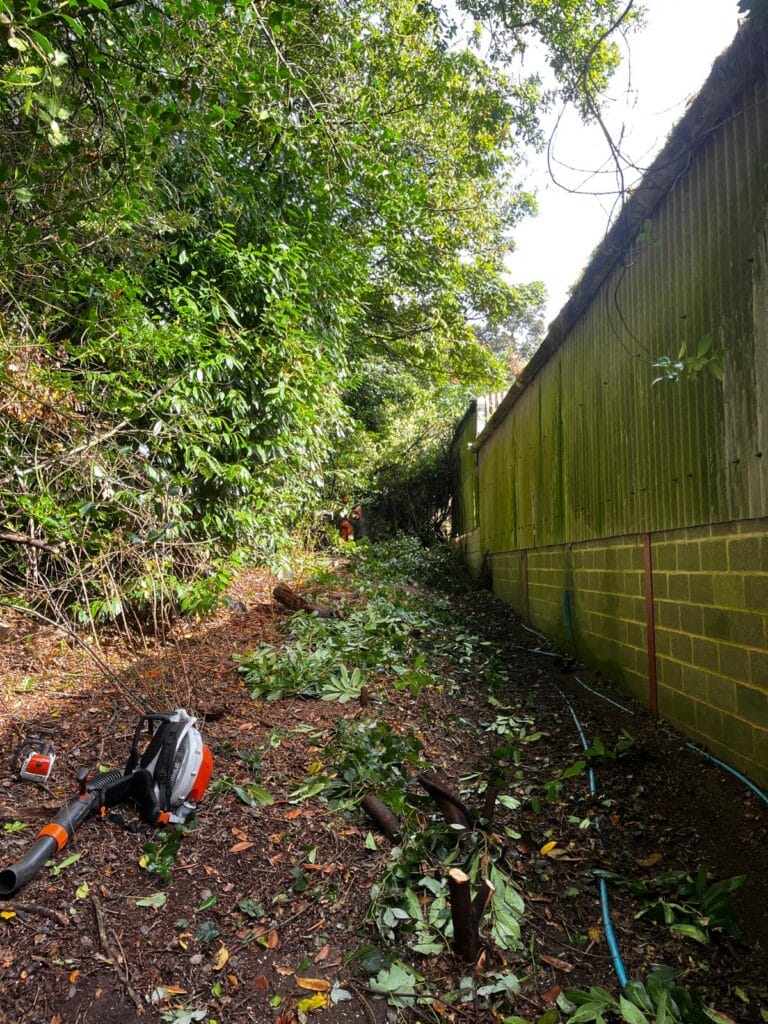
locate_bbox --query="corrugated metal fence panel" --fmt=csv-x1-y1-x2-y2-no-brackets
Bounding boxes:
477,64,768,552
452,404,479,537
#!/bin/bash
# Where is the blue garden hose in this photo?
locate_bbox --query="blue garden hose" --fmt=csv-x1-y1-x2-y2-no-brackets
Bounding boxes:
568,672,768,808
684,743,768,808
547,578,768,993
564,698,629,989
573,674,636,716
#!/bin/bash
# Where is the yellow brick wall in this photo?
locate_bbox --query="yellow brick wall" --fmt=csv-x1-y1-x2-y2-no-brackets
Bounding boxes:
653,520,768,789
521,538,650,703
486,518,768,789
490,551,526,616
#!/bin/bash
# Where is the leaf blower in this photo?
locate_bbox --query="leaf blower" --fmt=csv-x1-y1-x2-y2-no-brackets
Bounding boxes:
0,709,213,898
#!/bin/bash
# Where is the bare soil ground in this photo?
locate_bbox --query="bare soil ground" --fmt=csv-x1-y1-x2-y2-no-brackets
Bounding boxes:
0,556,766,1024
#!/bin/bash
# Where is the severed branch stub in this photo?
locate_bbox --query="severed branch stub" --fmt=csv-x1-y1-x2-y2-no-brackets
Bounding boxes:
447,868,495,963
416,771,472,828
272,583,341,619
482,784,500,823
361,794,401,844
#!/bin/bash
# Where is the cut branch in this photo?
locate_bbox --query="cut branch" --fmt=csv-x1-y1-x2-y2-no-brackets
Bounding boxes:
472,877,495,927
361,794,401,844
0,531,64,554
416,771,471,828
482,785,499,822
272,583,340,619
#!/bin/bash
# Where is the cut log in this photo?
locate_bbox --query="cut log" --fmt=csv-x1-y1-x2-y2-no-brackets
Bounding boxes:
272,583,339,619
416,771,472,828
448,869,477,962
361,794,401,844
447,869,495,963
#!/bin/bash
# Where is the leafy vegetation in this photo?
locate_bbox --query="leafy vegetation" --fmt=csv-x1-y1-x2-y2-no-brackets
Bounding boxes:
253,539,751,1024
0,0,638,623
597,867,745,944
238,595,440,700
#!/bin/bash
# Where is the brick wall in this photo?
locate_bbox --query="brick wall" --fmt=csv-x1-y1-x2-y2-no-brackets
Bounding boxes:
490,550,527,616
486,517,768,789
653,520,768,788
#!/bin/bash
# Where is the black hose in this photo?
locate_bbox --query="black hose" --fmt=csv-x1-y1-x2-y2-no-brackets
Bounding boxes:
0,769,127,898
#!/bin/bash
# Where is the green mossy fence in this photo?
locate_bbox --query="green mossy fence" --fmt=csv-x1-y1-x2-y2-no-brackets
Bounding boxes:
452,22,768,787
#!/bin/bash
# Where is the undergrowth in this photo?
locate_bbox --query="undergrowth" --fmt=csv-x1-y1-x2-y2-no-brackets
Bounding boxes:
238,537,753,1024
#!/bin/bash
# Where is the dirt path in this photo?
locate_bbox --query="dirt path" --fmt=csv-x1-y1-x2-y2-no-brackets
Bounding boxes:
0,550,766,1024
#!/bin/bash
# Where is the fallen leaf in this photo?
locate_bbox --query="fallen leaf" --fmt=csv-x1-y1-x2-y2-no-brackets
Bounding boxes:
69,970,80,984
228,974,239,988
540,955,573,972
254,975,270,990
296,977,331,993
231,827,249,841
540,841,558,856
0,911,16,920
541,986,562,1004
285,809,303,820
229,841,255,853
266,929,279,948
636,852,662,868
297,992,328,1014
213,946,230,971
588,926,601,943
313,945,330,963
274,965,294,976
134,892,167,909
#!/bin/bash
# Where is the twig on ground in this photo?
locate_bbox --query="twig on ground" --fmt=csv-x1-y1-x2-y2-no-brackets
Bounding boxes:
4,902,70,927
90,892,144,1014
348,981,378,1024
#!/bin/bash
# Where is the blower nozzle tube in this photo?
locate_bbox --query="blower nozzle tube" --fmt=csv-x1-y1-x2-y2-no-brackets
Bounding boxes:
0,768,126,898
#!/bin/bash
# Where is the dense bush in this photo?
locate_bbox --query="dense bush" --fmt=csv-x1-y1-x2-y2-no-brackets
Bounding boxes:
0,0,633,622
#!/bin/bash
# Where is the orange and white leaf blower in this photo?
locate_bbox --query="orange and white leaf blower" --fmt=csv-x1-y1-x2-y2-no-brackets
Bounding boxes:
0,709,213,898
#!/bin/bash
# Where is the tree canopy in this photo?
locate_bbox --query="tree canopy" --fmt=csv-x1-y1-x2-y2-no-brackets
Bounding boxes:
0,0,638,622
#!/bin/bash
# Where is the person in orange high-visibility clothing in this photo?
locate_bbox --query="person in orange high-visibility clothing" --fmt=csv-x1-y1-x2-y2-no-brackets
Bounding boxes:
340,513,353,542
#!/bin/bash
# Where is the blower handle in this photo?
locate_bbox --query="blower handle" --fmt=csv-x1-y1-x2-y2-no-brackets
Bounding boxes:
0,768,126,898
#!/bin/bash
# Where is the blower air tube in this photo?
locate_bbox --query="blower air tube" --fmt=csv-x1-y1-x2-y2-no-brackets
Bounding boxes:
0,768,125,898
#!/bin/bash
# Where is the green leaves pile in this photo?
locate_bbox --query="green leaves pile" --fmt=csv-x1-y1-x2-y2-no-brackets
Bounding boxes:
0,0,635,619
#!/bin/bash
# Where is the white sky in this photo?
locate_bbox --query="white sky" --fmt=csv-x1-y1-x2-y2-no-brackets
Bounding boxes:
503,1,742,330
